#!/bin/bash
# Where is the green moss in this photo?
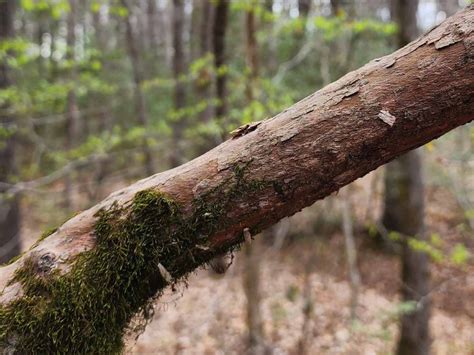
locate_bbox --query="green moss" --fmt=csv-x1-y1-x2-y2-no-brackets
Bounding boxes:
38,227,58,243
0,162,269,354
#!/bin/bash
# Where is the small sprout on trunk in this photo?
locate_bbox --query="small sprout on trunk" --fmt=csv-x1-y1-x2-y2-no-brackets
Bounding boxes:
157,263,173,284
244,227,252,245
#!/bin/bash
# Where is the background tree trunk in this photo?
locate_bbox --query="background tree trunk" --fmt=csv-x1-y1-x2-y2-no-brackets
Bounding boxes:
395,154,431,355
0,0,21,264
298,0,311,18
147,0,159,54
242,8,265,354
438,0,459,17
0,8,473,351
64,0,80,211
384,1,431,354
341,186,361,321
122,0,155,176
170,0,187,168
197,0,214,130
212,0,229,127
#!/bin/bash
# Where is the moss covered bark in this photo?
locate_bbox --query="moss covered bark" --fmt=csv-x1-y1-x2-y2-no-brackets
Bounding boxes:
0,164,267,353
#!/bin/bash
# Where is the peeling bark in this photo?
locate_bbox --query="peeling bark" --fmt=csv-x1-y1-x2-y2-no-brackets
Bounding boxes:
0,6,473,351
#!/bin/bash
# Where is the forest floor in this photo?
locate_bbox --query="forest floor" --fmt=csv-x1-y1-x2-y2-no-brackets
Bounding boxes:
125,173,474,355
127,237,473,354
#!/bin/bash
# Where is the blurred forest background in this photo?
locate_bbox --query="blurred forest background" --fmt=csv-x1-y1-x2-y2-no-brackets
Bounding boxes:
0,0,473,353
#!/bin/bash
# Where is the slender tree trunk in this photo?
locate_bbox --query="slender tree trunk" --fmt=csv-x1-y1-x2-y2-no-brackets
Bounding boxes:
200,0,213,56
243,235,265,354
297,249,316,355
242,8,265,354
145,0,160,76
147,0,159,52
341,187,360,321
330,0,341,15
64,0,80,211
197,0,214,127
294,0,311,60
92,7,105,52
212,0,229,124
0,0,21,264
384,1,431,354
245,9,259,102
392,153,431,355
35,10,47,73
298,0,311,18
91,4,114,201
189,0,200,63
160,2,174,68
170,0,187,168
297,0,311,39
0,9,473,351
263,0,277,74
92,5,112,133
122,0,154,176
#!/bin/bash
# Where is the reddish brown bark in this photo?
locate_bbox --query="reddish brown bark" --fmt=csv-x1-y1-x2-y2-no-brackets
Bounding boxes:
1,3,473,319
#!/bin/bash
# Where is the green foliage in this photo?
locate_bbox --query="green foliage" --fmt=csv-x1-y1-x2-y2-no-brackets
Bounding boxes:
351,19,397,36
21,0,70,19
407,238,444,263
430,233,444,248
450,243,470,266
465,209,474,221
395,300,418,315
285,284,299,302
109,4,129,18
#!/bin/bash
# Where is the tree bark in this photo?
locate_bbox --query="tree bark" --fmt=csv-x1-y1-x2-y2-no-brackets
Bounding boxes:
0,0,21,264
0,7,473,352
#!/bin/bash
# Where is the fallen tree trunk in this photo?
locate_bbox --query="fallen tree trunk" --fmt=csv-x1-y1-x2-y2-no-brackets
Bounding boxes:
1,6,473,353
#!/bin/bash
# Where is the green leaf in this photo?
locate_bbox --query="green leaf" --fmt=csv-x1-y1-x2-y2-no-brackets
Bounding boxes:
450,244,470,266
